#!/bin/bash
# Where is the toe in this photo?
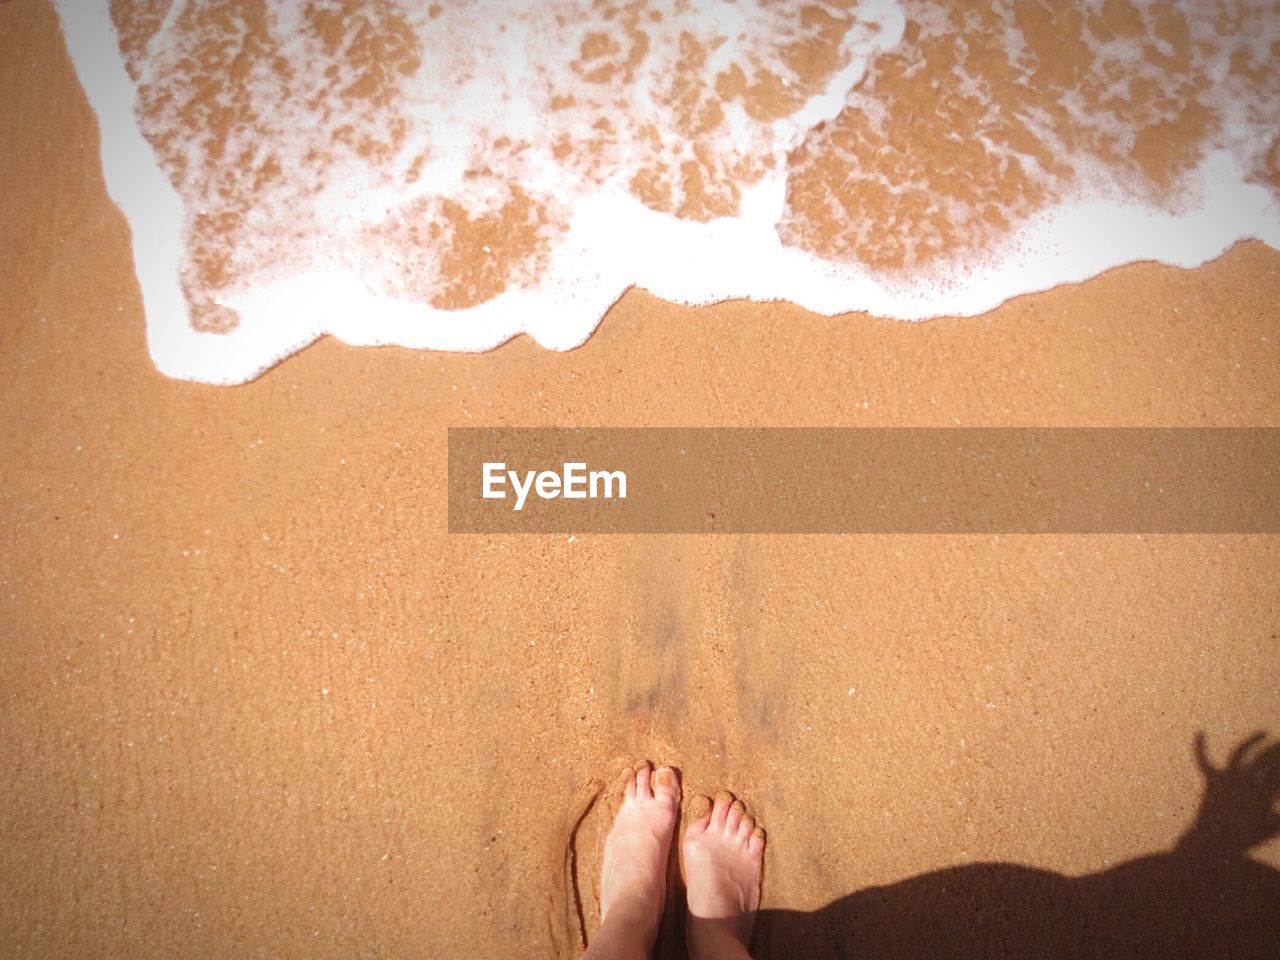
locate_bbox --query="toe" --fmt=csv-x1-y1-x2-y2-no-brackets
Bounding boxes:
635,761,653,798
622,766,637,801
738,815,755,843
653,765,680,804
685,795,712,836
749,825,766,857
711,791,734,829
726,799,746,833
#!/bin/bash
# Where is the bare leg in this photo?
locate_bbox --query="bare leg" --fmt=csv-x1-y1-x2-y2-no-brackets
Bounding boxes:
582,762,681,960
682,791,765,960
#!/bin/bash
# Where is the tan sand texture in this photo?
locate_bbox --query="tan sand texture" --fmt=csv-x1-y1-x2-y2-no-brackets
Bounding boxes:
2,1,1279,958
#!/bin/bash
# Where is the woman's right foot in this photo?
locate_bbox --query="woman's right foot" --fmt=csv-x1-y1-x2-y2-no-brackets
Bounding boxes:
682,790,765,959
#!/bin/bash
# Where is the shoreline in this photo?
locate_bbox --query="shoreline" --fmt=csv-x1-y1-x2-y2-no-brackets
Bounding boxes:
44,0,1280,384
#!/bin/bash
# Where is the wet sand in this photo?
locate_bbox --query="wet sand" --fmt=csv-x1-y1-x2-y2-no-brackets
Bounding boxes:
2,2,1278,957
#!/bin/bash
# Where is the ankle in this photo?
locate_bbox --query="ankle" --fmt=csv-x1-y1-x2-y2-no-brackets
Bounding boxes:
600,895,662,947
687,915,753,960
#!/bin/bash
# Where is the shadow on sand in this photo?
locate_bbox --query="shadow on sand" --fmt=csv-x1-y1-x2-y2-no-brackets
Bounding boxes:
746,731,1280,960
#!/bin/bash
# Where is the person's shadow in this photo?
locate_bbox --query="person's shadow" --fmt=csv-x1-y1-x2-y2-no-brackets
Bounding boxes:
752,731,1280,959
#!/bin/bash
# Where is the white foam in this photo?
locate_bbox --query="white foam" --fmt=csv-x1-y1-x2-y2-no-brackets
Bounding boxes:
55,1,322,383
56,0,1280,384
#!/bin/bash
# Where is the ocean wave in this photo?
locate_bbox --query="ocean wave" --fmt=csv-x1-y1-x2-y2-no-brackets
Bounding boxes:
57,0,1280,383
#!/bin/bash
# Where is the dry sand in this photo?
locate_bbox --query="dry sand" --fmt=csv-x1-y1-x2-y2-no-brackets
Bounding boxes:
2,2,1278,957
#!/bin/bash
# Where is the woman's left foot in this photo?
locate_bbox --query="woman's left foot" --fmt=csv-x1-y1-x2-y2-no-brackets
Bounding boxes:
597,762,682,941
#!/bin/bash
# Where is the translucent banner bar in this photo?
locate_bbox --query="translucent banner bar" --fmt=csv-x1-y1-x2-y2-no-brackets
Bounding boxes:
447,428,1280,533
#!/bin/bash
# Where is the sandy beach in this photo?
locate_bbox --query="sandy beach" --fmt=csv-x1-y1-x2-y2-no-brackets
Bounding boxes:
2,1,1279,957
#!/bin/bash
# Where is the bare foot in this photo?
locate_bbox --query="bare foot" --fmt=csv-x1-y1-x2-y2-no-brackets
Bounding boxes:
683,791,765,960
597,762,681,947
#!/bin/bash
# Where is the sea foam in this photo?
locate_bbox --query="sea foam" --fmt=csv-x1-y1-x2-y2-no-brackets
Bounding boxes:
56,1,1280,384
